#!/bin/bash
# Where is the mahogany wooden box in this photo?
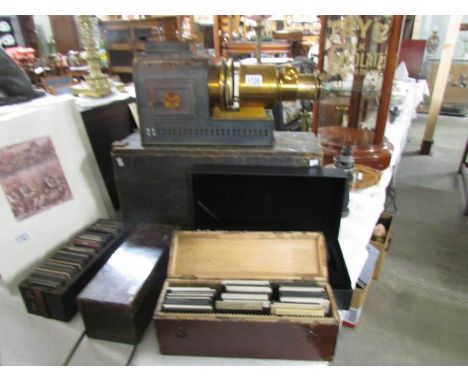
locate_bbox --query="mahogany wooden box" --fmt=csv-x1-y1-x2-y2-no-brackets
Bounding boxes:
153,231,340,361
77,224,172,344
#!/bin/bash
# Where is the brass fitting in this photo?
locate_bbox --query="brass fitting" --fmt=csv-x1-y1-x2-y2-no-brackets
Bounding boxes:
208,60,321,111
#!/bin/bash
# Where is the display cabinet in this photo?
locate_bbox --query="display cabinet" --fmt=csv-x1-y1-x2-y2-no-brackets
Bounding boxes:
312,15,405,170
213,15,239,57
223,40,292,59
99,17,178,82
423,59,468,116
272,31,305,57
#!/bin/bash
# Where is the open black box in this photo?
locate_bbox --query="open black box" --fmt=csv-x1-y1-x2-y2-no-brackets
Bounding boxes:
191,165,352,309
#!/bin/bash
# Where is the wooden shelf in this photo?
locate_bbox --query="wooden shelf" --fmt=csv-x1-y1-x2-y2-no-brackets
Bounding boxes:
100,17,179,82
134,42,149,51
110,66,134,74
105,43,133,51
223,41,292,58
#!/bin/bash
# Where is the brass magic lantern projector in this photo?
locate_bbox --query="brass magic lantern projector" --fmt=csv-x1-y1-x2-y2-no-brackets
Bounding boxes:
207,58,320,119
135,42,321,146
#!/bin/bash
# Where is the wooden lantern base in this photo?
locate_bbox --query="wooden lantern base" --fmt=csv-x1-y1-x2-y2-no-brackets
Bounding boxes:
318,126,394,170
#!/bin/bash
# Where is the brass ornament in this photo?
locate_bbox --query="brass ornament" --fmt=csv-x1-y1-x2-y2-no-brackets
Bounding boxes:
163,92,181,110
71,16,121,98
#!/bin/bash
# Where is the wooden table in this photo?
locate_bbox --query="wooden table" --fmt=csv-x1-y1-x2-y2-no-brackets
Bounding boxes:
0,81,427,366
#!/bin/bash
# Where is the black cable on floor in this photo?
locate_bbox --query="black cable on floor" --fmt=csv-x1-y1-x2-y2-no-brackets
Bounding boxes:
62,331,86,366
125,344,138,366
385,185,398,214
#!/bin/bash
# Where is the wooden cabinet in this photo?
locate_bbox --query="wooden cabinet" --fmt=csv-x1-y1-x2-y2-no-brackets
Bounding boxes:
424,59,468,115
313,15,405,170
99,17,178,82
49,16,81,54
222,41,292,59
272,31,306,57
213,15,240,57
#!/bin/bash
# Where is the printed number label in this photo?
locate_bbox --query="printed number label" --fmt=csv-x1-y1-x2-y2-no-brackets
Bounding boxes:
116,157,125,167
309,159,320,167
16,232,30,244
245,74,263,86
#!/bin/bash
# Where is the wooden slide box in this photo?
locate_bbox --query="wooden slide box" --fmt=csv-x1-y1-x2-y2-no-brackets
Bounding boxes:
19,221,128,322
154,231,340,361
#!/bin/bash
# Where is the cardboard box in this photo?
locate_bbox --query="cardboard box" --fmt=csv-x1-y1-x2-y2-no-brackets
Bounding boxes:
357,244,380,289
371,213,394,280
343,244,379,328
154,230,340,361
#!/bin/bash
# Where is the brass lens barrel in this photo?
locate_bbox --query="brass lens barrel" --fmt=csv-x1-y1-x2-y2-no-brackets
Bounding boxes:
208,62,321,110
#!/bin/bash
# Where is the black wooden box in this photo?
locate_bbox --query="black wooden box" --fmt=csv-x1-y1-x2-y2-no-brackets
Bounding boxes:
77,224,173,344
80,97,137,209
191,165,352,309
111,131,322,228
19,220,127,322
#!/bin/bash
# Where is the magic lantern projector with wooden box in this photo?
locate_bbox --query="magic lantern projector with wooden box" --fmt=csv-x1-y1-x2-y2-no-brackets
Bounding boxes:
134,42,321,146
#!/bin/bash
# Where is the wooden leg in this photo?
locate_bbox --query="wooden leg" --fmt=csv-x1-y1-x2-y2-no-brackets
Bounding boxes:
421,16,462,152
458,137,468,175
420,139,433,155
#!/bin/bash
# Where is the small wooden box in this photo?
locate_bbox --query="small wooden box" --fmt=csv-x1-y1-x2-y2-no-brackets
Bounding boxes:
154,231,340,361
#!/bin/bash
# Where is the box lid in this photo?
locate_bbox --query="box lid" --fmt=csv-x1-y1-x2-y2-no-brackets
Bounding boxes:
168,230,328,281
357,244,380,288
191,165,346,240
77,224,172,311
191,165,351,297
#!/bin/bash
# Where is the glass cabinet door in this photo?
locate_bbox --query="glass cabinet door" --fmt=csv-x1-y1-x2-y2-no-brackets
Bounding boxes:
314,15,403,170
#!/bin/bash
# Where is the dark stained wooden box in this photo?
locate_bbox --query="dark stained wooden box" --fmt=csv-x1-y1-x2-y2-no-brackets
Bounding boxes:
80,97,137,210
111,131,323,228
153,231,340,361
77,224,173,344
